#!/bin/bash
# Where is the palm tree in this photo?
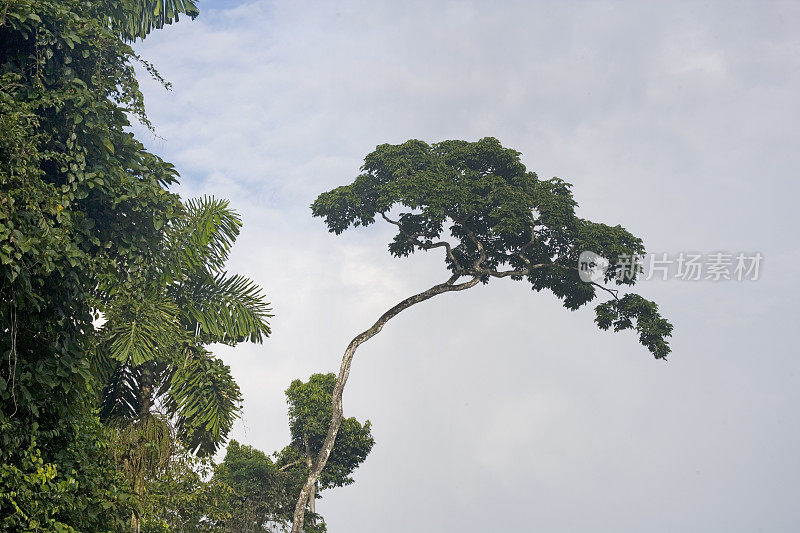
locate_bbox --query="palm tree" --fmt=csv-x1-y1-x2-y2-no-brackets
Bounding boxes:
94,197,271,531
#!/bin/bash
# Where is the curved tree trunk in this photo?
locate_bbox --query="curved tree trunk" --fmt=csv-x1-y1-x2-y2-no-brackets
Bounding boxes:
290,274,479,532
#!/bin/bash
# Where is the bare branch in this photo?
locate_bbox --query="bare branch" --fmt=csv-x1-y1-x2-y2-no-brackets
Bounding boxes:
591,281,620,300
500,260,621,300
279,459,304,472
380,211,463,272
462,228,486,270
380,212,423,240
486,261,559,278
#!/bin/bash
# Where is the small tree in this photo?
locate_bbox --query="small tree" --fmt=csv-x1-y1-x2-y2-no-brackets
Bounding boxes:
97,197,272,457
290,137,673,531
279,373,374,515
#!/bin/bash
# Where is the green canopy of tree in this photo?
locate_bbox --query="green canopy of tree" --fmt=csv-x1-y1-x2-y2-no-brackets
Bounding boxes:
290,137,674,531
281,373,374,494
211,374,373,532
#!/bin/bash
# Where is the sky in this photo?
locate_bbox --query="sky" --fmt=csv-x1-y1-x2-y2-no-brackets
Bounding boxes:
132,1,800,531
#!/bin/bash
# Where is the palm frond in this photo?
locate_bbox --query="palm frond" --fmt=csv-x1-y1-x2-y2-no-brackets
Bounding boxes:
169,351,242,457
100,363,141,421
179,272,272,345
110,0,200,42
162,196,243,284
99,361,175,422
101,297,186,366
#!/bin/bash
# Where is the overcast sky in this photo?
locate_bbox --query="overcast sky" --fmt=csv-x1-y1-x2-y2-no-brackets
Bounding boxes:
133,1,800,531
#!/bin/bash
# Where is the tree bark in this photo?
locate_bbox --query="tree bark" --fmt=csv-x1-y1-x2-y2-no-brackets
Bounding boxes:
290,274,480,532
139,362,154,417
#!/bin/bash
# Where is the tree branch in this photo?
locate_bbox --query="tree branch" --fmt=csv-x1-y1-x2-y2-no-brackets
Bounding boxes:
517,226,536,266
591,281,620,300
279,459,304,472
380,211,463,272
463,228,486,270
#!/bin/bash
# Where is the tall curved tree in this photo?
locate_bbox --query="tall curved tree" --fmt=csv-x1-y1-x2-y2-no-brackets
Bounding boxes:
290,137,673,531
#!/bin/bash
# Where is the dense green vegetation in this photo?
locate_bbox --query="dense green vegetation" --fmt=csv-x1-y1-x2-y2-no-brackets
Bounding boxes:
1,0,186,529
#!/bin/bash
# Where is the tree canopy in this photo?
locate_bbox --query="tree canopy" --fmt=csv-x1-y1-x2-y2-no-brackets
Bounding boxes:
279,373,374,512
312,137,672,358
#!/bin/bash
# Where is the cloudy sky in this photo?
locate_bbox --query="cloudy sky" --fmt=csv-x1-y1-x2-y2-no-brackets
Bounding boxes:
133,1,799,531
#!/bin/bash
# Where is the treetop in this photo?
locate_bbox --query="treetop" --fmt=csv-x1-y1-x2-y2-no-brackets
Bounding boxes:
312,137,672,358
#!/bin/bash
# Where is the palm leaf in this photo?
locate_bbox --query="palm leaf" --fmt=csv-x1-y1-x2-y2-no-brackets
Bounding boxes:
101,297,186,366
99,363,141,421
162,196,243,284
100,361,174,422
169,350,242,456
178,271,272,344
110,0,200,42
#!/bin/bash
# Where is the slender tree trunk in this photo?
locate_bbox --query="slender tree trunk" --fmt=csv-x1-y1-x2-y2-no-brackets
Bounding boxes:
131,471,144,533
131,364,154,533
139,363,154,417
290,274,479,532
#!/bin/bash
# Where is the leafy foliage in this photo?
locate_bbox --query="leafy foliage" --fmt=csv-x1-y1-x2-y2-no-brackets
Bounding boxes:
282,374,374,491
133,373,374,532
1,0,265,529
170,351,244,456
595,294,674,359
213,441,311,533
1,0,186,528
312,137,673,357
139,450,232,532
111,0,200,42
